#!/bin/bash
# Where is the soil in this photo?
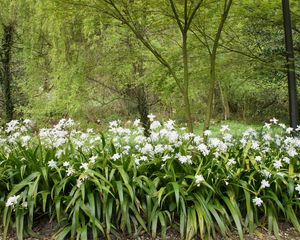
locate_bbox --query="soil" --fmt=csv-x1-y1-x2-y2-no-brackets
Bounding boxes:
1,220,300,240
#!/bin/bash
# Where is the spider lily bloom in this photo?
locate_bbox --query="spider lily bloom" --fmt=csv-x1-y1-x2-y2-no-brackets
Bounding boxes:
270,118,278,124
195,174,204,186
6,195,20,207
227,158,236,166
252,197,263,206
48,160,57,169
261,179,270,189
147,114,156,121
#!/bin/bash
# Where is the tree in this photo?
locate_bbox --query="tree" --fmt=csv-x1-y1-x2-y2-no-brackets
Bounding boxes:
93,0,204,132
0,22,14,123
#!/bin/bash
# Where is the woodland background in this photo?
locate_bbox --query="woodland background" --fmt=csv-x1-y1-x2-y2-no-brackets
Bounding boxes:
0,0,299,131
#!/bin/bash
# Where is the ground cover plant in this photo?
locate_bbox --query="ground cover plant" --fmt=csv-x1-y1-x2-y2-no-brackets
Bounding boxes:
1,117,300,240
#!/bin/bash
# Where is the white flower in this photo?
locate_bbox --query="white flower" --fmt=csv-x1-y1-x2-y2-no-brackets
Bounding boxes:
193,136,203,145
295,184,300,194
80,162,89,171
195,174,204,186
263,134,272,141
150,132,159,141
166,131,179,143
6,195,20,207
270,118,278,124
252,197,263,206
134,157,140,165
55,149,64,158
140,144,153,155
165,120,175,130
261,170,271,178
6,120,19,133
223,133,232,142
23,119,32,126
109,120,119,128
87,128,93,133
111,153,122,161
89,155,97,163
286,127,294,134
220,125,230,132
150,121,161,130
48,160,57,169
178,155,192,164
197,143,209,156
77,179,83,188
273,160,282,169
279,123,286,129
54,138,67,148
154,144,164,154
66,167,75,176
255,156,262,162
63,161,70,167
251,141,259,150
287,148,297,157
147,114,156,121
261,179,270,189
162,155,170,162
227,158,236,166
133,119,140,127
204,130,212,136
122,145,131,154
140,155,148,161
21,135,31,144
282,157,290,164
264,123,271,129
65,118,75,127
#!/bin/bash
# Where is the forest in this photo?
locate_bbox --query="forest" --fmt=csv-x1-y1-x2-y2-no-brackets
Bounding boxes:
1,0,299,130
1,1,300,240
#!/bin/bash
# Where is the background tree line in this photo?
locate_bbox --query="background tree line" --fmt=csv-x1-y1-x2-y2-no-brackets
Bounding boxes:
0,0,299,131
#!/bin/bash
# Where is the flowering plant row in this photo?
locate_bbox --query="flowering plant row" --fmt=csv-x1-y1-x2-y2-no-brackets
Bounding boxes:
0,117,300,239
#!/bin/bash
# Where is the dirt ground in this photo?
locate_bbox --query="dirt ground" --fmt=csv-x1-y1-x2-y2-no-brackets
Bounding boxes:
1,220,300,240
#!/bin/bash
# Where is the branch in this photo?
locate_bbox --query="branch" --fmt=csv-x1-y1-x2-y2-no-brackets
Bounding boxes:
169,0,184,33
103,0,184,93
87,76,123,95
186,0,203,30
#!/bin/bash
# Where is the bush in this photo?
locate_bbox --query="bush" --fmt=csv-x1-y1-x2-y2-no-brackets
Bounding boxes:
1,117,300,240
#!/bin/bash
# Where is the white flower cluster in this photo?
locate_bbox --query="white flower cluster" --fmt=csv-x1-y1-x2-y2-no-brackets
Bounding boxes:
2,116,300,200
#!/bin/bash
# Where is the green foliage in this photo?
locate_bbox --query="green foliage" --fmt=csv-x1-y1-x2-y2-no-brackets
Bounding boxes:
1,118,300,239
1,0,294,125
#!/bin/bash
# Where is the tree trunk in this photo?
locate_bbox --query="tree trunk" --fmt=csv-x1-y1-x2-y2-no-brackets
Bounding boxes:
203,0,232,132
182,33,193,132
1,24,14,123
218,80,230,120
204,55,216,131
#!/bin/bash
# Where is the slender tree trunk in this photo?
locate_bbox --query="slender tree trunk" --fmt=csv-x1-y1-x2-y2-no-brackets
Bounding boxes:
1,24,14,123
203,0,232,132
218,80,230,120
204,55,216,131
182,33,193,132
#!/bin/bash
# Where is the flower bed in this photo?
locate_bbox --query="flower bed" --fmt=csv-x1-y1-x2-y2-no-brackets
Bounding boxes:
0,117,300,240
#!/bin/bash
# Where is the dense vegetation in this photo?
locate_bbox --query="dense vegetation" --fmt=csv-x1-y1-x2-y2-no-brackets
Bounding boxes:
1,118,300,239
0,0,299,129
